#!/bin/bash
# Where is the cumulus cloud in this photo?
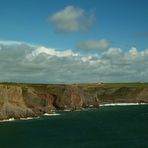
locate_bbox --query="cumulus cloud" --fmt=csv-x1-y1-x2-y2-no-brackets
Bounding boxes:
76,39,110,52
0,41,148,83
129,47,138,56
27,46,78,59
49,6,95,33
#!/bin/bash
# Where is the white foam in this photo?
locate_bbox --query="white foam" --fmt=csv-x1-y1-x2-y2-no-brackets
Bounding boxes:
20,117,33,120
64,109,71,112
0,118,15,122
20,116,40,120
43,113,60,116
100,103,148,107
0,117,37,122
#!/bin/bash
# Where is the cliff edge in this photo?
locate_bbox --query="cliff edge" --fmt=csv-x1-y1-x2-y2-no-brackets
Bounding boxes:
0,83,148,120
0,84,99,119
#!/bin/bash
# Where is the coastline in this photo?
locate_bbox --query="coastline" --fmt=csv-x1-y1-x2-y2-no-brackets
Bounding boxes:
43,113,61,116
99,102,148,107
0,112,61,123
0,103,148,122
1,83,148,123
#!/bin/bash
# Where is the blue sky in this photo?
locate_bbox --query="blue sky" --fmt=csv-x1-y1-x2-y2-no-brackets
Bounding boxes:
0,0,148,50
0,0,148,83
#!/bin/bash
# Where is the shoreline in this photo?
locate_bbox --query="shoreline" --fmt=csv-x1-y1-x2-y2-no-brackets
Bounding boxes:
0,103,148,122
99,102,148,107
43,113,61,116
0,112,61,123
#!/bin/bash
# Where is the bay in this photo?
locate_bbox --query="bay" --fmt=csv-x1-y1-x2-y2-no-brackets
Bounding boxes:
0,105,148,148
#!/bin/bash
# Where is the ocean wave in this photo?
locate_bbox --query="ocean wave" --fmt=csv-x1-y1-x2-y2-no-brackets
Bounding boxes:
43,113,61,116
64,109,71,112
20,116,40,120
0,112,61,122
100,103,148,107
0,118,15,122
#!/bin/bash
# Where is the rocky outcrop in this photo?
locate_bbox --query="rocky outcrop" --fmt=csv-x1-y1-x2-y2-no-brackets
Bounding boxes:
54,85,99,110
96,87,148,104
0,84,99,119
55,85,84,110
0,85,32,119
23,87,55,114
1,83,148,120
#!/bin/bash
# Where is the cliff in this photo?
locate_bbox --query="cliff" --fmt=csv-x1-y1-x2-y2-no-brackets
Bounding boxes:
0,83,148,120
79,83,148,104
0,84,99,119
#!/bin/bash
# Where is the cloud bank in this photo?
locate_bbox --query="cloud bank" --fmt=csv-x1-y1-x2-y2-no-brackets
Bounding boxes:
49,6,95,33
0,41,148,83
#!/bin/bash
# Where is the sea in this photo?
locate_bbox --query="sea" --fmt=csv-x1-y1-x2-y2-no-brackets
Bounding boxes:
0,105,148,148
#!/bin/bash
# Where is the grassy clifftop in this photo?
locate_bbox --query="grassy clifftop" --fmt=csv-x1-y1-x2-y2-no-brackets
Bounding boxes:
0,82,148,119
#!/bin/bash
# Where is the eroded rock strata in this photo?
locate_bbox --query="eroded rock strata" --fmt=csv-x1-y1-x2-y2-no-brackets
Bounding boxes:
0,83,148,119
0,84,99,119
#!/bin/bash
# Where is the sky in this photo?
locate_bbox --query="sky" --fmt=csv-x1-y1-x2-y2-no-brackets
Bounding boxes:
0,0,148,83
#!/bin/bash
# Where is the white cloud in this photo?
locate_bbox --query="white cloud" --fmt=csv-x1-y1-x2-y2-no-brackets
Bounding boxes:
27,46,78,59
0,41,148,83
77,39,110,51
103,48,123,57
0,40,22,45
129,47,138,57
49,6,95,33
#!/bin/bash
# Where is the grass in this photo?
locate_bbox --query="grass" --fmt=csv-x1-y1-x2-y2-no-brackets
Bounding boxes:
1,82,148,92
78,82,148,89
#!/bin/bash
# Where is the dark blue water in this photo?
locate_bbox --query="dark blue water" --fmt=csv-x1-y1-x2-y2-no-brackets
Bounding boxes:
0,105,148,148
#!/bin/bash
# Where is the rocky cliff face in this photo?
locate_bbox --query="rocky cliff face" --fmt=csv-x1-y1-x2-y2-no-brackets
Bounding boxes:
0,83,148,120
0,84,99,119
96,87,148,104
23,87,55,114
0,85,32,119
55,85,84,110
55,85,99,110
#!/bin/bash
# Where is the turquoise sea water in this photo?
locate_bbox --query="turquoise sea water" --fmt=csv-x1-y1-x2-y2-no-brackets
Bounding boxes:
0,105,148,148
